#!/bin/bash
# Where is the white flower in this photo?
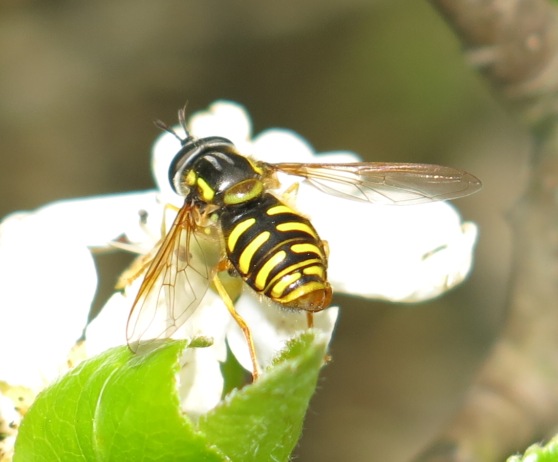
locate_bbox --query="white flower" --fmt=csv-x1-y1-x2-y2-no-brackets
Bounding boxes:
0,211,95,390
0,100,479,418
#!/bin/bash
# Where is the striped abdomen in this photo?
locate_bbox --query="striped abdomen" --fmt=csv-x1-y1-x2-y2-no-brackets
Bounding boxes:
220,193,332,312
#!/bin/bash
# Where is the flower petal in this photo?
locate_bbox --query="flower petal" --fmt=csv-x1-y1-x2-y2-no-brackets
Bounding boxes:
293,183,477,301
189,100,252,147
226,291,338,372
34,191,162,250
151,131,184,204
177,346,225,417
0,212,95,389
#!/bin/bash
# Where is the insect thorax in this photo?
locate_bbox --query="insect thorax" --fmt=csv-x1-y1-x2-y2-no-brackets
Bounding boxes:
171,138,265,207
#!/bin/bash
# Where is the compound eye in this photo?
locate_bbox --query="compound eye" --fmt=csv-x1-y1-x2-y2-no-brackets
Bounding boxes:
169,169,193,197
174,182,190,197
223,179,264,205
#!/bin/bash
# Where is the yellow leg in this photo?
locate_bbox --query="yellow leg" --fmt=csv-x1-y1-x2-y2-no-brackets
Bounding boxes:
161,202,181,236
322,239,330,259
212,273,259,381
282,182,300,201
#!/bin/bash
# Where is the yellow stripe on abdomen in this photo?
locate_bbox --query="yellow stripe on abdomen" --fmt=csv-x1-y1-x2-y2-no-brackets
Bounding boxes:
290,242,323,257
275,280,326,305
270,272,302,299
227,218,256,253
303,265,325,278
266,204,296,216
254,250,287,290
238,231,270,275
266,258,322,289
276,222,318,239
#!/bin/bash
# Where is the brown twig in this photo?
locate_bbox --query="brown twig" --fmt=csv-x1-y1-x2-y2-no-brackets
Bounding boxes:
415,1,558,461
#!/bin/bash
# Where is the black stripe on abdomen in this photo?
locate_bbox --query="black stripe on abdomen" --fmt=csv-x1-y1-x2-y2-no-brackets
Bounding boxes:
220,193,329,304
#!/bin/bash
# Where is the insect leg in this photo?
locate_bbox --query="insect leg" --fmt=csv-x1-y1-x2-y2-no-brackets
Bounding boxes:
282,182,300,201
306,312,314,328
161,202,181,236
212,273,259,380
322,239,330,258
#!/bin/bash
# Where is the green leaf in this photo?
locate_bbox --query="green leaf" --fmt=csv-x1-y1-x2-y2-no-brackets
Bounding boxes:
507,436,558,462
14,340,225,462
14,332,327,462
199,331,328,462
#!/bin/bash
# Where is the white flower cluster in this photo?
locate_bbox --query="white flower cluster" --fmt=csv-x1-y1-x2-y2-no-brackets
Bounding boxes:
0,101,478,424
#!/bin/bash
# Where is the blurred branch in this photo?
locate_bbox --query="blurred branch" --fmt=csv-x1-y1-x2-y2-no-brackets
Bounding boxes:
434,0,558,131
415,1,558,461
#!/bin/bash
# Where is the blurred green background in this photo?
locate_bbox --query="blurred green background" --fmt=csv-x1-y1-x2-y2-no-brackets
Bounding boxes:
0,1,527,460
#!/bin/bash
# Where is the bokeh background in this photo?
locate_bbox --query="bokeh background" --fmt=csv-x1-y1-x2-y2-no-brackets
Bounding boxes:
0,1,528,460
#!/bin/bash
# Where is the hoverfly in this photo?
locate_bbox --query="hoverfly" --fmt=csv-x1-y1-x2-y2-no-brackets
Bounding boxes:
126,107,481,379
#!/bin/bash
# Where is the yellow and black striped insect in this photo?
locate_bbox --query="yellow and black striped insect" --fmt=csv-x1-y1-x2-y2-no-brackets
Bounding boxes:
126,108,481,379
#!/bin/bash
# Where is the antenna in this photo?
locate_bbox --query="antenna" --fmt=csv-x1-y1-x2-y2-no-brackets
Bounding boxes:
153,103,192,145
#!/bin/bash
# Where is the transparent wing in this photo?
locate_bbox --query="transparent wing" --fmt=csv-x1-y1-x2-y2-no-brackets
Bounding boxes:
267,162,482,205
126,203,212,351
